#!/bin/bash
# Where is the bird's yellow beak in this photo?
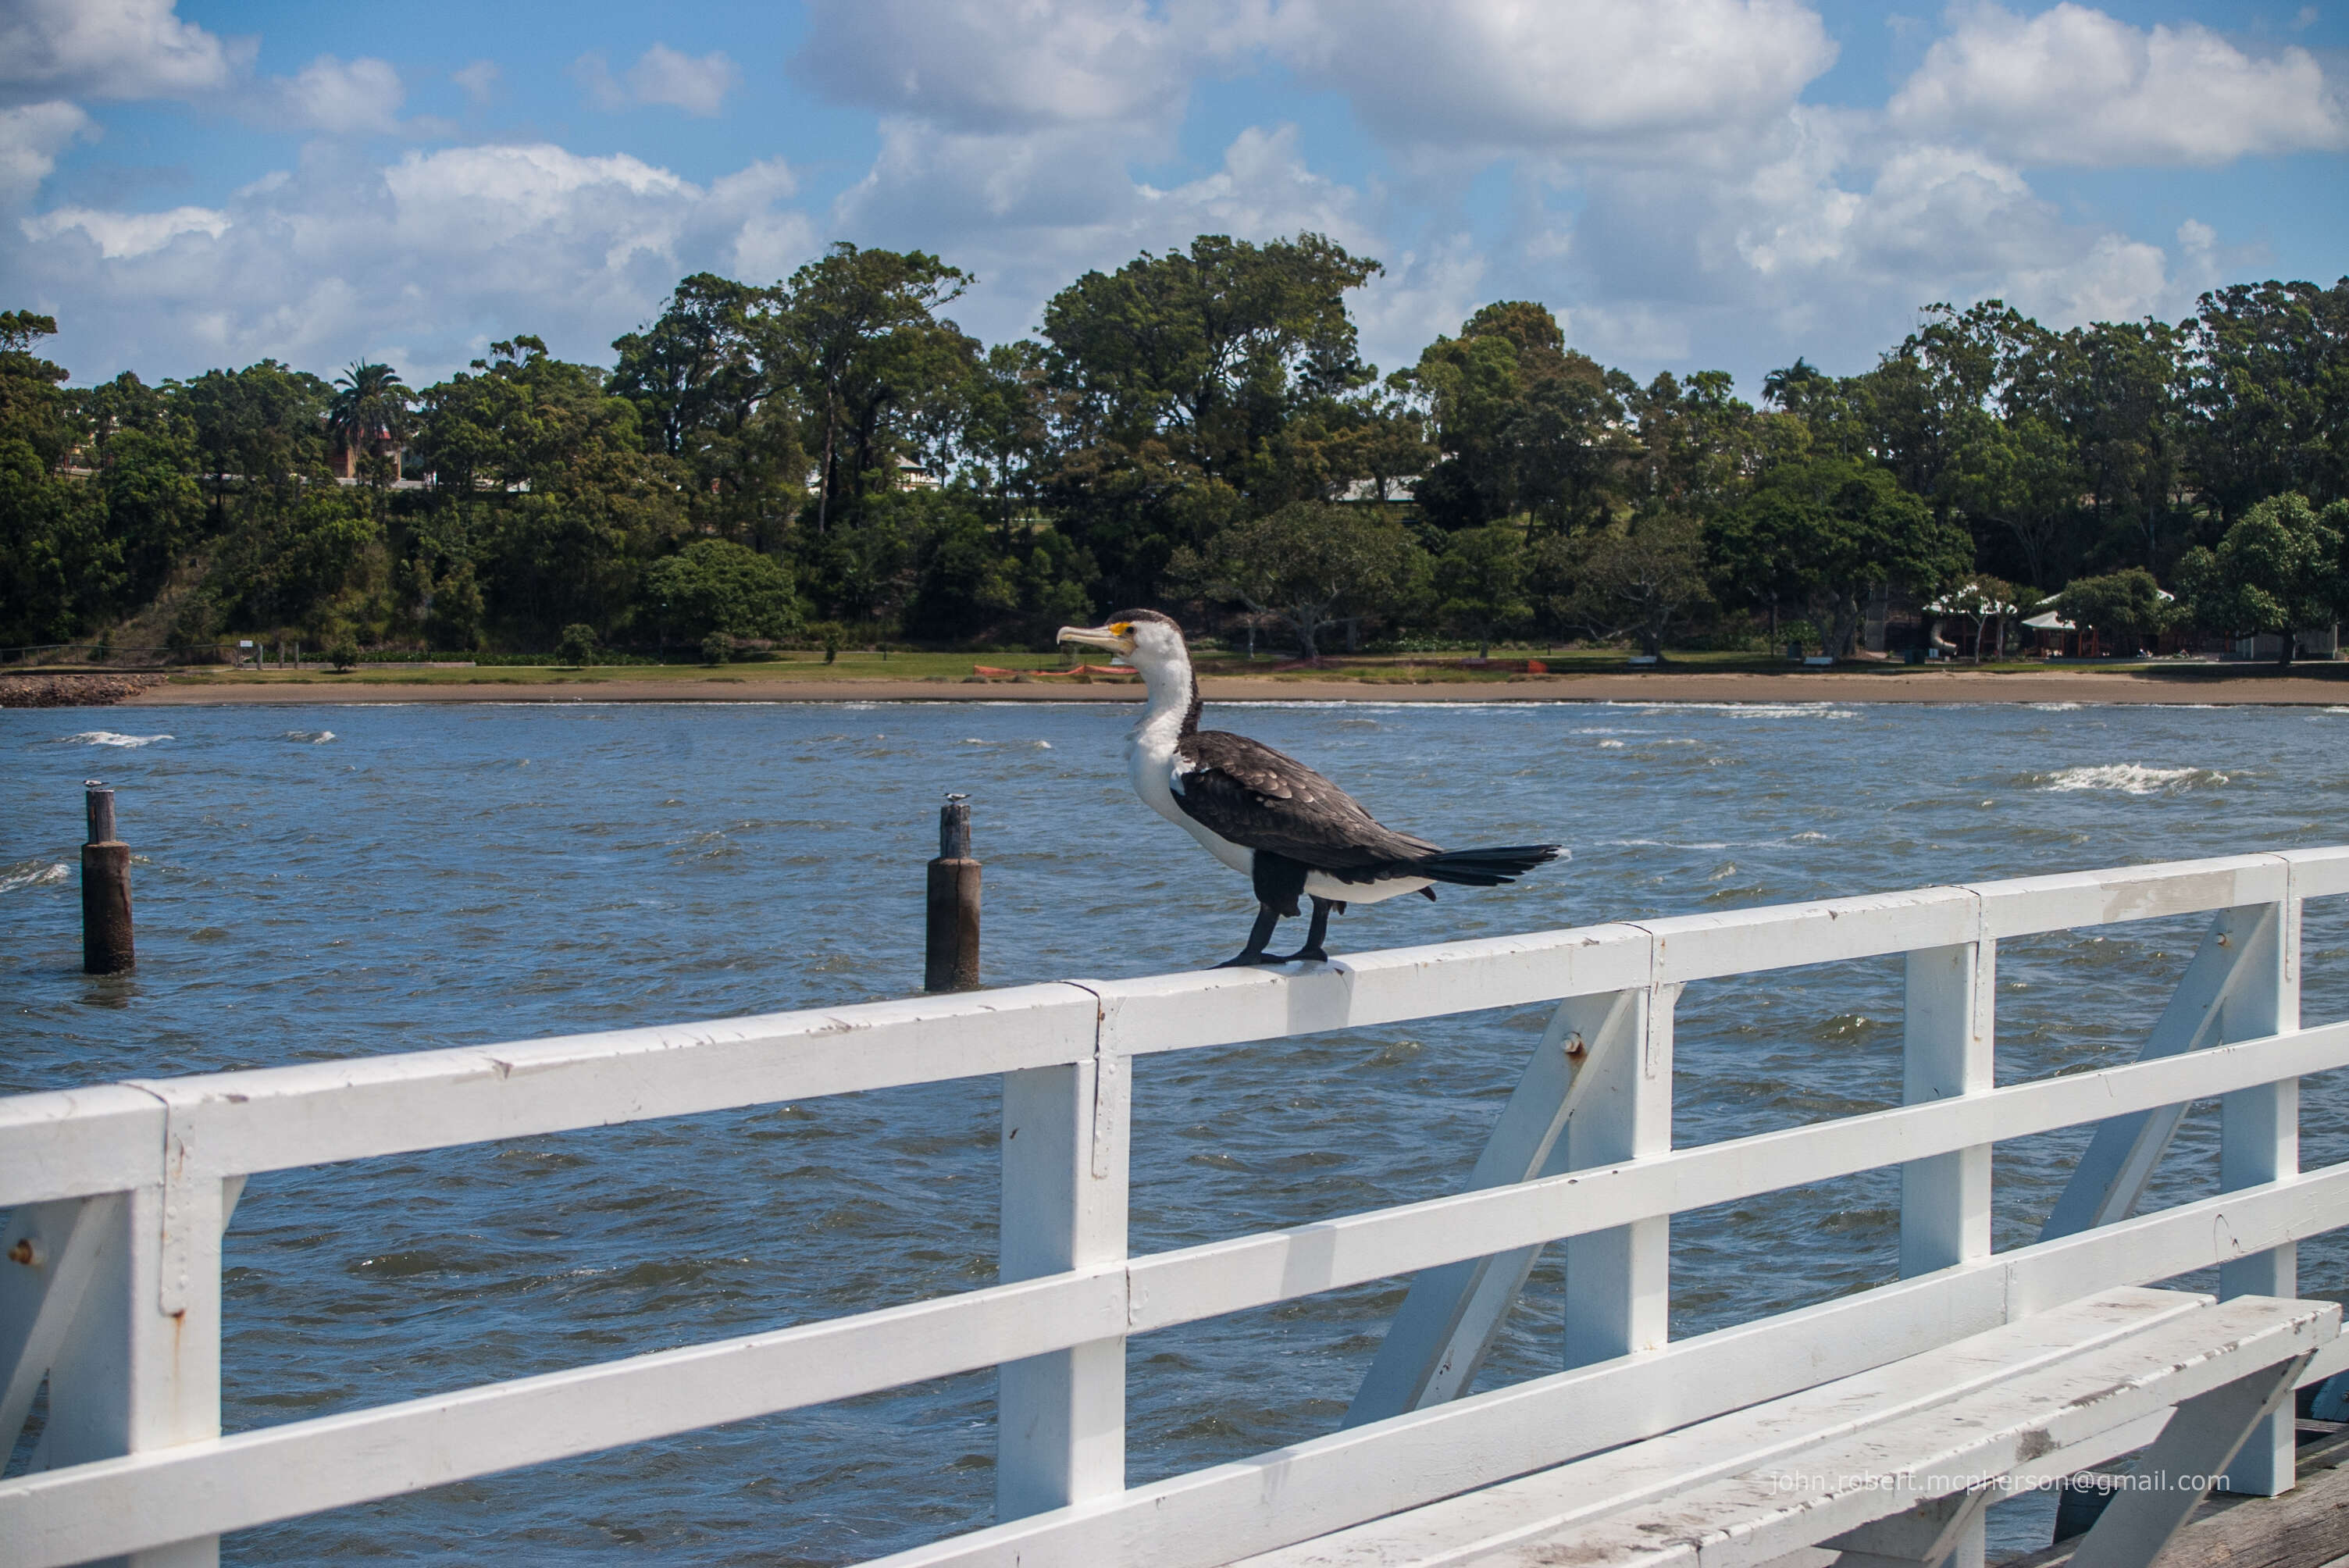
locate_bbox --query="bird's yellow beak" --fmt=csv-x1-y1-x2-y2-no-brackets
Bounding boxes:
1057,622,1136,656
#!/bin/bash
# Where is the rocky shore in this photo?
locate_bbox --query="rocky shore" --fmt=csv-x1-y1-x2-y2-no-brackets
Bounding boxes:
0,672,171,708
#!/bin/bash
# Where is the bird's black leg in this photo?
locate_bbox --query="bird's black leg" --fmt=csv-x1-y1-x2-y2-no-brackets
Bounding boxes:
1214,902,1284,968
1271,896,1336,963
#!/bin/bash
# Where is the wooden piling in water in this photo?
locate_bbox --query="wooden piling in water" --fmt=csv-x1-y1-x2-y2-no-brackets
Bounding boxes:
925,796,979,992
80,780,134,975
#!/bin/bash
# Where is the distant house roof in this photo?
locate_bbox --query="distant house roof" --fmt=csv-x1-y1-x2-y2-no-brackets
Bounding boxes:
2023,611,2074,630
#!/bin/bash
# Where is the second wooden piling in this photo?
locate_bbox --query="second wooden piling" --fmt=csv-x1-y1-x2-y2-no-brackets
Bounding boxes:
81,780,134,975
925,796,980,992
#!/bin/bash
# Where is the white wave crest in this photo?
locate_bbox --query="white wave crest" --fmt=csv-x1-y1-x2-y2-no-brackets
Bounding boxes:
62,731,172,748
2030,703,2082,711
282,729,335,743
1621,702,1857,719
0,861,69,893
2040,764,2228,796
1597,739,1625,748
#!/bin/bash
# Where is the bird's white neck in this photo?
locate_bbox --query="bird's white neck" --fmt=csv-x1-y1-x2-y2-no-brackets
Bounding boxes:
1129,647,1196,750
1125,646,1197,829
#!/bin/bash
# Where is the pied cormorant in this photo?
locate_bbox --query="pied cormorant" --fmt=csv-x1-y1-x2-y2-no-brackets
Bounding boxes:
1058,611,1561,966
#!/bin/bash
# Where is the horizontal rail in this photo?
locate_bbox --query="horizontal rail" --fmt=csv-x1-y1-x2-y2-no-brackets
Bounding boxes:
5,848,2346,1207
14,1153,2347,1568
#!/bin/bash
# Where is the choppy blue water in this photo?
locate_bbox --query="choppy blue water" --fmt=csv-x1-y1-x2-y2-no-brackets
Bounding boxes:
6,696,2349,1564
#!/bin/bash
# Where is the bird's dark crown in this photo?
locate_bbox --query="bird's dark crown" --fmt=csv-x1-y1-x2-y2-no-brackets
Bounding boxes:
1110,608,1185,633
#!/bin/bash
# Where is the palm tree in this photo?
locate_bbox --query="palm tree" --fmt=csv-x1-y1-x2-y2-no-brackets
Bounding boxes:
327,361,409,479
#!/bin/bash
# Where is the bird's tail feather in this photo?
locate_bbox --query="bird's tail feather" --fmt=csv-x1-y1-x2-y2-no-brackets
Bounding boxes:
1413,843,1561,887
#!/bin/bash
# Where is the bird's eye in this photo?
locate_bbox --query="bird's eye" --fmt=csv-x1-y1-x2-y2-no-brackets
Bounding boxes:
1111,622,1132,636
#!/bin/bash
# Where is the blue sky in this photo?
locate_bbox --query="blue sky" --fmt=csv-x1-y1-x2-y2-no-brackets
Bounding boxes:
2,0,2344,396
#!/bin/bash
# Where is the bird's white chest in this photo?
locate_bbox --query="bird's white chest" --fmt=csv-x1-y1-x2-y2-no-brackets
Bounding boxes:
1128,724,1254,877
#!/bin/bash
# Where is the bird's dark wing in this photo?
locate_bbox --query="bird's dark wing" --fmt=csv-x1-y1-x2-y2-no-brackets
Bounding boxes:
1173,730,1439,872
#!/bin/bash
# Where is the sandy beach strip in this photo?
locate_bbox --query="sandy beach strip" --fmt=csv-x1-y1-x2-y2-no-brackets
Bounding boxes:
112,668,2349,707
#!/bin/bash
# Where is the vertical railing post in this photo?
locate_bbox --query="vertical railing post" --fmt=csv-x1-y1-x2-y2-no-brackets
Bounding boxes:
1900,932,1994,1568
1900,935,1994,1277
1563,983,1676,1370
2218,889,2299,1496
41,1176,226,1566
996,1042,1128,1521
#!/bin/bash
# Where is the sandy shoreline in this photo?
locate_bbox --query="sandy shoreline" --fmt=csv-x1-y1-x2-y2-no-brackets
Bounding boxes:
112,668,2349,707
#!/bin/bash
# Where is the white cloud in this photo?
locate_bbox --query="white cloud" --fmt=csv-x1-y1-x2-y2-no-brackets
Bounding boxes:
1890,2,2348,166
0,100,93,203
269,55,405,136
451,59,499,107
0,0,244,105
797,0,1193,133
627,44,739,117
20,202,225,257
12,141,811,382
576,44,740,117
1252,0,1837,156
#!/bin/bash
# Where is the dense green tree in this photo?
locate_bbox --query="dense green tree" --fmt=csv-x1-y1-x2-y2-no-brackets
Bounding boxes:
2183,280,2349,522
1173,500,1424,657
1040,233,1383,600
2175,493,2349,662
1941,409,2080,591
765,243,973,532
18,253,2349,666
611,273,804,550
0,312,120,646
209,487,382,636
1410,302,1626,533
1714,457,1968,656
1431,524,1529,657
609,273,772,459
1547,512,1713,659
2054,568,2172,654
643,538,800,642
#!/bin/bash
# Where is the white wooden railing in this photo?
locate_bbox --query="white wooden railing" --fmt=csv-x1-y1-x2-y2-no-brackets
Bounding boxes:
4,850,2349,1567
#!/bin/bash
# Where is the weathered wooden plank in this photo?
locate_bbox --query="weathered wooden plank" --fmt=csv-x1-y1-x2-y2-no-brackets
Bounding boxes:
1087,925,1655,1057
1969,855,2291,939
0,1264,1128,1568
1641,888,1977,985
1285,1298,2333,1568
123,984,1100,1181
0,1086,163,1207
1237,1291,2271,1568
